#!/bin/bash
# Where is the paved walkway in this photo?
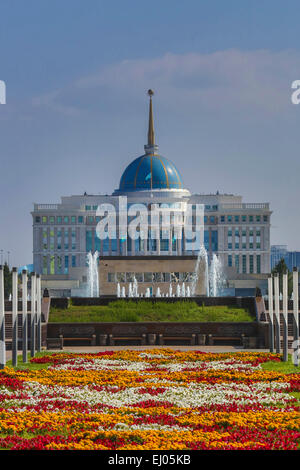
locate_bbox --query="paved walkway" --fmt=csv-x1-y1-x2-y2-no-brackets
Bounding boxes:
5,345,272,361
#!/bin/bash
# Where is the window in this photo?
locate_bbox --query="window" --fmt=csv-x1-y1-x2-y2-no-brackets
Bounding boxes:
108,273,115,282
257,255,261,274
135,272,143,282
220,215,225,223
57,256,62,274
42,229,47,250
57,230,62,250
153,272,162,282
57,216,62,224
171,272,180,282
50,230,55,251
144,272,153,282
234,215,239,222
49,216,55,224
42,256,47,275
64,229,69,251
78,216,84,224
162,272,170,282
242,255,247,274
228,254,232,267
50,255,55,275
64,216,69,224
116,272,125,282
88,216,94,223
227,215,232,222
35,216,41,223
256,215,261,222
249,215,253,222
64,256,69,274
72,230,76,250
86,230,92,252
72,255,76,268
235,255,239,273
71,216,76,224
210,216,215,223
111,238,117,252
85,205,91,211
211,231,218,251
263,215,268,222
42,216,47,224
92,205,98,211
249,255,254,273
242,215,246,222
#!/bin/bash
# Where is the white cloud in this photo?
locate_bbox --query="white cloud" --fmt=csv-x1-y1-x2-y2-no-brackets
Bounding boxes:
31,49,300,117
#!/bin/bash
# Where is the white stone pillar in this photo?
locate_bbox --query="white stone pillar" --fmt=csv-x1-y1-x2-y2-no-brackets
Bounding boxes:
268,275,274,352
274,273,281,354
282,272,288,362
22,270,28,363
12,267,18,367
292,268,299,366
30,273,36,358
36,275,42,352
0,266,5,369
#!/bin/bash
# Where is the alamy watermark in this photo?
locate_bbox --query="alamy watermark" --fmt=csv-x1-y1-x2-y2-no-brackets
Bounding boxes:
0,80,6,104
291,80,300,104
94,196,205,251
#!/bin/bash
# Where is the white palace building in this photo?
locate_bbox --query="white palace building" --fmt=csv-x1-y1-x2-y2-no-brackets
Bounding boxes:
31,91,272,297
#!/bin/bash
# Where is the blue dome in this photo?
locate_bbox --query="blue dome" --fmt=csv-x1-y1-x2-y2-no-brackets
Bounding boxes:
119,154,184,191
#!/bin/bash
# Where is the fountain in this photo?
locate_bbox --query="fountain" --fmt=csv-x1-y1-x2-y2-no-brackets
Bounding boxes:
156,287,161,297
86,251,100,297
209,253,225,297
145,287,151,298
117,283,121,298
133,276,139,297
121,286,126,298
169,283,173,297
191,244,209,296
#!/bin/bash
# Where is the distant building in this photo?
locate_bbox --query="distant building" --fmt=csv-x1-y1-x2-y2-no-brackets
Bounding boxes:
271,245,288,270
271,245,300,272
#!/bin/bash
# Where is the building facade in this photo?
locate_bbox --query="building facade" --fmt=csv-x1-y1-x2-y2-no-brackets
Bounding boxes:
32,91,272,296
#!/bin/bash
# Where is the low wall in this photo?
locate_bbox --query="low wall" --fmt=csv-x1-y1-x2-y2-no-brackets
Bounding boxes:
47,321,268,347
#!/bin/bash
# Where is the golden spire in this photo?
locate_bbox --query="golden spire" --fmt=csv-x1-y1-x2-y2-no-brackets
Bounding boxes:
147,89,155,147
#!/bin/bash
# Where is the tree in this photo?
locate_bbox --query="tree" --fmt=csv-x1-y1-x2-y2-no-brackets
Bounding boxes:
272,258,293,297
3,263,12,299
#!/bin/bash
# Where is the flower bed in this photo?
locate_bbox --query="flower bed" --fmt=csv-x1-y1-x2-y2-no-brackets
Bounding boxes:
0,350,299,450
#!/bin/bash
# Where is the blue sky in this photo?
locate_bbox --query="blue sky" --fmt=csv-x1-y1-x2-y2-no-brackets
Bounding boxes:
1,0,300,266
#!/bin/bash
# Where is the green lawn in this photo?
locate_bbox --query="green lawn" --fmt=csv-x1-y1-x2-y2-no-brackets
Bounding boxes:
49,300,254,323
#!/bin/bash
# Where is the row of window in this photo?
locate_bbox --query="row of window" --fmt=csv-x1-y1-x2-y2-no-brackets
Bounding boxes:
42,254,76,275
107,272,195,283
228,254,261,274
220,215,268,223
35,213,269,225
42,229,76,251
36,215,84,225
